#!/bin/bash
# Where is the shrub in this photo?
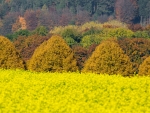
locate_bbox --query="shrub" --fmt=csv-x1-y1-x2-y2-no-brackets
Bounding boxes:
80,34,104,48
127,24,143,32
87,43,98,57
138,56,150,76
102,20,127,28
132,31,150,38
32,26,48,36
0,36,25,69
13,34,50,61
64,37,77,47
50,25,79,36
100,28,134,39
144,24,150,31
72,45,88,70
82,40,133,76
61,28,81,43
82,27,101,37
50,25,81,43
28,35,78,72
118,38,150,74
6,29,31,41
79,21,103,32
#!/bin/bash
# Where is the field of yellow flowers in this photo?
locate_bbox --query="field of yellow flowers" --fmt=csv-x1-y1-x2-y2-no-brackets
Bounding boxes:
0,69,150,113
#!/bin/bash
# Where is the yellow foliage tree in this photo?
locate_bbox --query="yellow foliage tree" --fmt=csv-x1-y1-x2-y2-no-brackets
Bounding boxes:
0,36,25,69
82,40,133,76
138,56,150,76
28,35,78,72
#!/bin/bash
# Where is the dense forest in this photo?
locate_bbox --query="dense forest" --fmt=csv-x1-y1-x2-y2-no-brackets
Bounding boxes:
0,0,150,36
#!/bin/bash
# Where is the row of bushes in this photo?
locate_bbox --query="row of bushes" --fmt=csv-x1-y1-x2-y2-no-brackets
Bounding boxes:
7,21,150,48
1,35,150,76
50,21,150,48
4,21,150,73
12,33,150,74
51,27,150,47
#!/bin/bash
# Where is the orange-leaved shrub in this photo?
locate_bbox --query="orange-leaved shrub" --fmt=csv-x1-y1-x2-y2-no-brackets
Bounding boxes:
28,35,78,72
138,56,150,76
72,45,88,71
0,36,25,69
13,34,50,61
118,38,150,74
82,40,133,76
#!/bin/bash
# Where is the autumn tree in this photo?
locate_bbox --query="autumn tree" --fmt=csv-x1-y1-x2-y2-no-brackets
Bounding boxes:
82,40,133,76
80,34,102,48
28,35,78,72
115,0,139,24
0,36,25,69
61,28,81,43
72,45,88,70
59,8,74,26
87,43,98,57
24,10,38,31
1,12,19,35
138,56,150,76
32,26,48,36
12,16,27,32
75,10,91,25
128,23,143,32
118,38,150,74
37,6,61,29
37,8,52,29
72,43,98,71
13,34,50,61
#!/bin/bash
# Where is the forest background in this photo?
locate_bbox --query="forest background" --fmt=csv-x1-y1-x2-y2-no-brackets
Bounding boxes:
0,0,150,36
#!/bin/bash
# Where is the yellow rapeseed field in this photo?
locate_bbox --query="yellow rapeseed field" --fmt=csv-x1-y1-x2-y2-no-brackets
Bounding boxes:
0,69,150,113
